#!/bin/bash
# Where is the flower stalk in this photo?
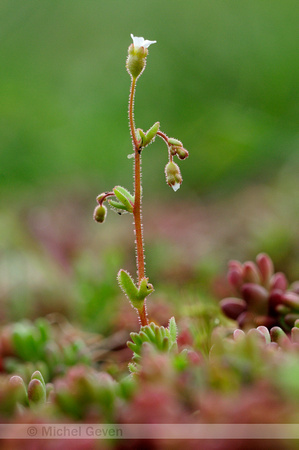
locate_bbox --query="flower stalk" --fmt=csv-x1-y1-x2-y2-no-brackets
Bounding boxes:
129,77,147,325
93,34,189,329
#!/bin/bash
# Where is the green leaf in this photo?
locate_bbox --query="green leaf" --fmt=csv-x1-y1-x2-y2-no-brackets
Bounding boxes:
117,270,154,309
114,186,134,203
108,199,128,211
35,318,51,344
128,362,138,374
168,317,178,344
127,321,178,366
136,128,146,145
117,270,141,307
28,379,46,405
143,122,160,146
31,370,46,388
113,188,133,213
168,137,182,147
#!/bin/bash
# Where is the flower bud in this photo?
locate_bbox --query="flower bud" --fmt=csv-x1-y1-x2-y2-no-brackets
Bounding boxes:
176,147,189,160
93,204,107,223
165,161,182,192
126,34,156,79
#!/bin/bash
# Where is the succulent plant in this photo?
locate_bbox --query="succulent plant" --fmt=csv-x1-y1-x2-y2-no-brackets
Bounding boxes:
220,253,299,330
1,318,91,382
127,318,178,372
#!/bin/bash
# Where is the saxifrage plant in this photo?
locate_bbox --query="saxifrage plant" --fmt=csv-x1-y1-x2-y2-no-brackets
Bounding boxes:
93,34,189,328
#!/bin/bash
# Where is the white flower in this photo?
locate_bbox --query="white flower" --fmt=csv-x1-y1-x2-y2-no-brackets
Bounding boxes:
172,182,181,192
130,34,156,50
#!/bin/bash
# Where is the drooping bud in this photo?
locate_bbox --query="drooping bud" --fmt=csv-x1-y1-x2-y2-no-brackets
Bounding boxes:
168,138,189,160
176,147,189,160
165,161,182,192
93,204,107,223
126,34,156,79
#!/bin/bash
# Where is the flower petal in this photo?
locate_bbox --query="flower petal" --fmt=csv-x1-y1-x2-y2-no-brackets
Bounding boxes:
130,34,156,49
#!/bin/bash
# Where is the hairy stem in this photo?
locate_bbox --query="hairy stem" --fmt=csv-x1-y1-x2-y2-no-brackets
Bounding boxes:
157,130,169,145
129,77,148,327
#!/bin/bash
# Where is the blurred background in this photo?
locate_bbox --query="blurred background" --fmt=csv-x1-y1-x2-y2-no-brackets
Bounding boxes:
0,0,298,333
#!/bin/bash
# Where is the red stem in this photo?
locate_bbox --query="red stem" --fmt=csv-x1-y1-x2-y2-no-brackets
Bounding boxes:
129,77,148,327
157,130,169,145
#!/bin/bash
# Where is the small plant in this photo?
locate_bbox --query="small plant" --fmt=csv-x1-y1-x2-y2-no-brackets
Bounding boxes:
1,319,90,382
93,35,188,327
220,253,299,331
127,317,178,373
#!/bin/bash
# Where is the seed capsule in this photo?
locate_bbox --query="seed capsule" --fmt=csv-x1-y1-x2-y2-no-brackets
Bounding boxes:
93,204,107,223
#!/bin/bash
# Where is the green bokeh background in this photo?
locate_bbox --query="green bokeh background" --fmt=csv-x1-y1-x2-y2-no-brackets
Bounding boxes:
1,0,298,199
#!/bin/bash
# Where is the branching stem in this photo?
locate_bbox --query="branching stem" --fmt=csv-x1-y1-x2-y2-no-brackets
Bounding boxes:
157,130,169,145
